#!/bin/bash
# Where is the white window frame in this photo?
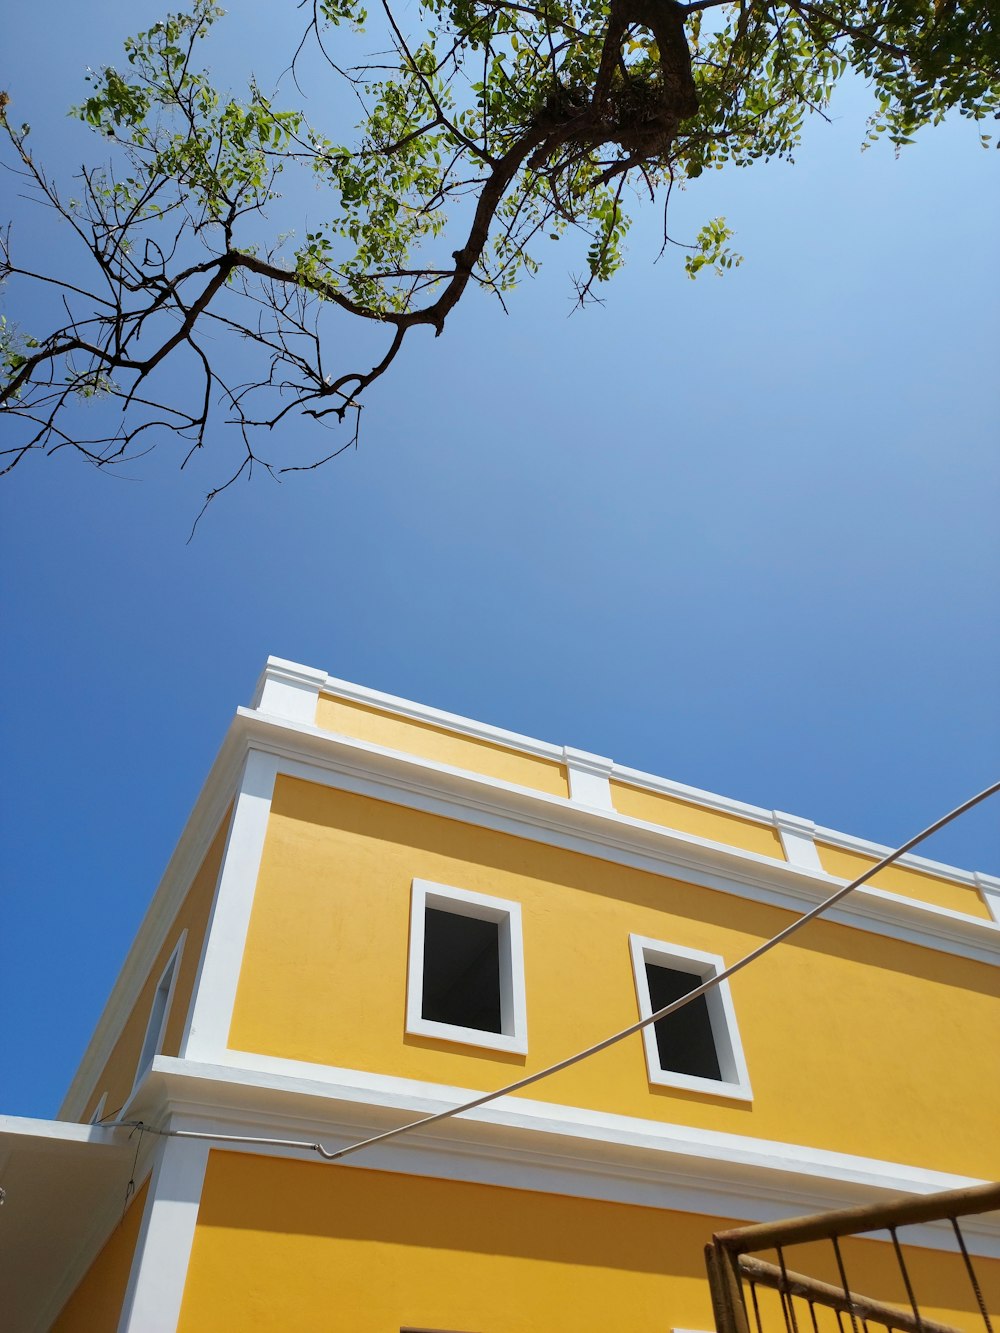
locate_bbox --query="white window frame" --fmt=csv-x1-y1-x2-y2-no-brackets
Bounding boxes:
629,934,752,1101
129,932,186,1100
407,880,527,1055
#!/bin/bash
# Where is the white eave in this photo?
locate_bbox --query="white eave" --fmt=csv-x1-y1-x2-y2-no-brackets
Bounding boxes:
133,1054,1000,1258
0,1116,137,1333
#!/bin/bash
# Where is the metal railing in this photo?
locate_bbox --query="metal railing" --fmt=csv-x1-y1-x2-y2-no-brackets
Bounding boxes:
706,1182,1000,1333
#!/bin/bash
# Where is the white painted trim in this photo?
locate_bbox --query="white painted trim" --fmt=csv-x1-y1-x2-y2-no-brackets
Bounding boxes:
317,666,992,888
233,714,1000,966
89,1092,109,1125
407,880,528,1055
251,656,327,724
180,750,277,1061
117,1132,209,1333
629,935,752,1101
134,1054,1000,1256
127,932,186,1106
773,812,823,872
563,746,614,809
974,872,1000,923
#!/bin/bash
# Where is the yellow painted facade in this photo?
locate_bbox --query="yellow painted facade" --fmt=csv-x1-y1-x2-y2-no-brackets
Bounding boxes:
611,779,786,858
36,664,998,1333
176,1153,1000,1333
316,693,570,797
229,776,1000,1178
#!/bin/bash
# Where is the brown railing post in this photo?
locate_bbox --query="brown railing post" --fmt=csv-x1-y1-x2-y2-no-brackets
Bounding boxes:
706,1243,733,1333
707,1238,753,1333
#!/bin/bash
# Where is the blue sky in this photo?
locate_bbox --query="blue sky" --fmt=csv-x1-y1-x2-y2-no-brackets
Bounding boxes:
1,2,998,1119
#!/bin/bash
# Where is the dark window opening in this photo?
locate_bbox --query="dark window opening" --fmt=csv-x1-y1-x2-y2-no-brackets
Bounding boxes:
422,908,502,1034
645,962,722,1081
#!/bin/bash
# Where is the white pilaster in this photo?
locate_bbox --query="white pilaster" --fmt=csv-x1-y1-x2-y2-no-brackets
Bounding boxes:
180,749,278,1061
251,656,327,725
773,811,824,871
562,746,615,810
117,1134,209,1333
974,872,1000,924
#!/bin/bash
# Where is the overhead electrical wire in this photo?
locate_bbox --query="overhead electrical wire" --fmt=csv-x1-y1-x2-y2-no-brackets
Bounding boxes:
114,778,1000,1164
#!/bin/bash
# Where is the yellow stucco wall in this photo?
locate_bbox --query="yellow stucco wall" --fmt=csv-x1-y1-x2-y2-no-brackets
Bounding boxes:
611,781,786,858
816,842,992,919
80,813,232,1123
228,778,1000,1179
177,1152,999,1333
51,1178,149,1332
315,694,570,797
179,1151,730,1332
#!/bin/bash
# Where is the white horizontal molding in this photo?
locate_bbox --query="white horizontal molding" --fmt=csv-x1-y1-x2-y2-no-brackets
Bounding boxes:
129,1054,999,1258
237,709,1000,966
317,665,991,889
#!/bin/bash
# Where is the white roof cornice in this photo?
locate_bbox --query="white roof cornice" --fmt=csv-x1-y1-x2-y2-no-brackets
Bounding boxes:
239,707,1000,967
310,660,994,890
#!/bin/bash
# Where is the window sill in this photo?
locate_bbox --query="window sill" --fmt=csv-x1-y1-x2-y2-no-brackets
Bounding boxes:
406,1014,529,1056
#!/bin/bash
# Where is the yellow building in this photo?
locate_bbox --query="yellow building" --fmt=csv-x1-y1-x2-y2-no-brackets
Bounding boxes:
3,657,999,1332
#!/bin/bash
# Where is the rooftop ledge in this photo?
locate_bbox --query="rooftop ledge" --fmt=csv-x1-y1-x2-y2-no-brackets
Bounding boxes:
252,656,999,918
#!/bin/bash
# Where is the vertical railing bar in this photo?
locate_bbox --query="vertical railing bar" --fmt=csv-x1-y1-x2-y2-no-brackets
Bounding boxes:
808,1298,821,1333
950,1218,994,1333
832,1236,861,1333
778,1247,801,1333
750,1278,766,1333
784,1289,797,1333
726,1245,754,1333
890,1226,924,1333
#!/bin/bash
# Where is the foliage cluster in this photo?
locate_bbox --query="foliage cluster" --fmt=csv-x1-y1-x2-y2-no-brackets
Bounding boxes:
0,0,996,496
